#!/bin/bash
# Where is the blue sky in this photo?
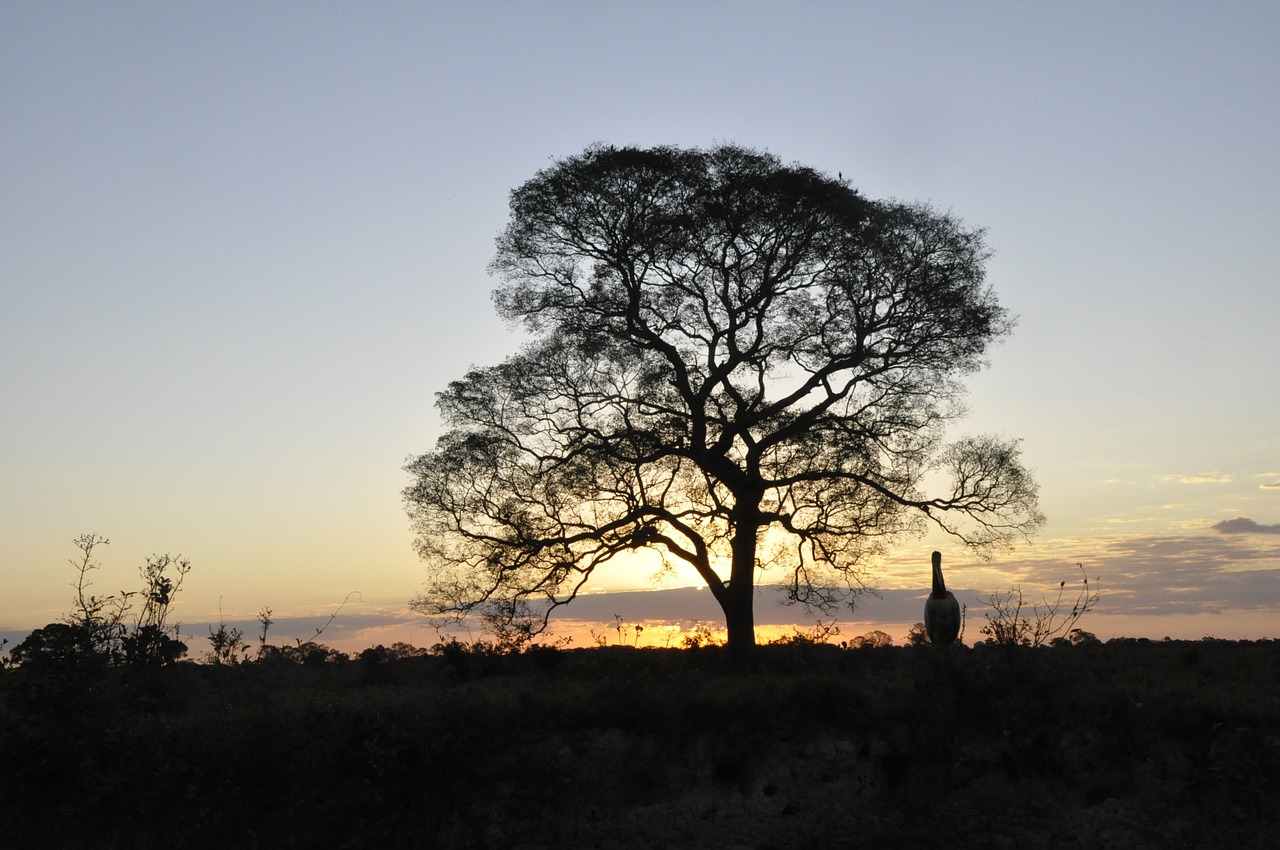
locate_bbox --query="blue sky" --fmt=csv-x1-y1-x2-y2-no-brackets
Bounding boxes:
3,2,1278,647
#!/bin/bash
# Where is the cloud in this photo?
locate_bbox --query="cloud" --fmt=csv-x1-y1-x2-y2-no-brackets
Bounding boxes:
1213,517,1280,535
541,527,1280,629
1066,532,1280,619
1260,482,1280,490
1171,471,1234,484
553,587,727,623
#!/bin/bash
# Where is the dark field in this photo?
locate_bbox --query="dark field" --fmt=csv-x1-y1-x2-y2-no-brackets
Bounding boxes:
3,639,1277,849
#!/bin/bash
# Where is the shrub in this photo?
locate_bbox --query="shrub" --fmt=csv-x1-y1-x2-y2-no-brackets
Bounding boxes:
10,623,98,669
979,563,1099,647
848,629,895,649
14,534,192,670
121,625,188,668
205,620,250,665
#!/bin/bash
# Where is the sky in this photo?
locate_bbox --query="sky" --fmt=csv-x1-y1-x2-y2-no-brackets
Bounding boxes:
3,1,1278,651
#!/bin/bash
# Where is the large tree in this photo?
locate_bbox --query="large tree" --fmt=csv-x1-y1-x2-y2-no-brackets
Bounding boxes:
404,143,1043,656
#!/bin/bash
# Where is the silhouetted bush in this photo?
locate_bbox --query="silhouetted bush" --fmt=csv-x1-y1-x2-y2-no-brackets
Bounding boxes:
10,623,100,670
121,624,188,668
979,563,1100,647
258,642,348,666
13,534,192,673
204,619,250,665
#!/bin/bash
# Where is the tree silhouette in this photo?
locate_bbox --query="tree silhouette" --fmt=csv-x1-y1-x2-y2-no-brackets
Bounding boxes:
11,534,190,668
404,143,1043,657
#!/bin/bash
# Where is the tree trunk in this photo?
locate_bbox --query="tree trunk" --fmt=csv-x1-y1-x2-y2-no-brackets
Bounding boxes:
722,520,759,661
722,589,756,661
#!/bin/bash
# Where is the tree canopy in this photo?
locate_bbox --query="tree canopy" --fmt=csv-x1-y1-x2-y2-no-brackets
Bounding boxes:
404,143,1043,655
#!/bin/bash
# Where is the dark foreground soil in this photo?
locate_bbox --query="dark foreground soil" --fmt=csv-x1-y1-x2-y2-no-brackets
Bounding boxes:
2,639,1277,849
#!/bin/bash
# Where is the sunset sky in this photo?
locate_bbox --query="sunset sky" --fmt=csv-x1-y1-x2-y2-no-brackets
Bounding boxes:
3,2,1277,651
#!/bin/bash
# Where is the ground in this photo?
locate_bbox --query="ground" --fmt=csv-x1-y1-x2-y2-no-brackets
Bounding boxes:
2,639,1276,848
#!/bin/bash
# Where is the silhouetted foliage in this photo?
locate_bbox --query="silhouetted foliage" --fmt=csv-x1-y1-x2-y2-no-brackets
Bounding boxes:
259,642,348,666
357,642,433,683
404,143,1043,657
12,534,190,669
9,622,93,669
123,552,190,668
255,605,273,658
768,619,843,646
205,616,250,665
679,621,722,650
121,624,188,668
979,563,1100,647
1050,628,1101,648
360,642,432,664
848,628,895,648
61,532,129,662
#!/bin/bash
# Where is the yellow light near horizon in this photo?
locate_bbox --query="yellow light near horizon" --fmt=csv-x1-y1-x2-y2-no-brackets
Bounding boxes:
584,546,725,593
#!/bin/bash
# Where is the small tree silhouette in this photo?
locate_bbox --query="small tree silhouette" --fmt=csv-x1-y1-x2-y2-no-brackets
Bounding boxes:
122,552,191,667
205,601,250,665
847,629,894,648
65,533,130,662
13,534,190,669
979,563,1099,647
906,622,930,646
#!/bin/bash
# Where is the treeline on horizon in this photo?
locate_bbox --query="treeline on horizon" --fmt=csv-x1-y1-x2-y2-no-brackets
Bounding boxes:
4,533,1138,671
1,536,1266,672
